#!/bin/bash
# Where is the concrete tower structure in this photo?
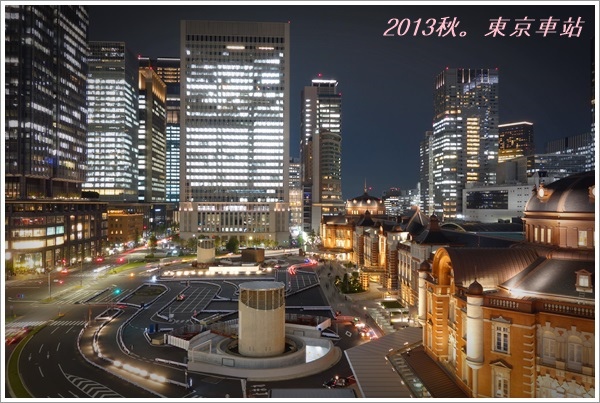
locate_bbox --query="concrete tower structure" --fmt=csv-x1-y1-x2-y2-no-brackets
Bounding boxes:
238,282,285,357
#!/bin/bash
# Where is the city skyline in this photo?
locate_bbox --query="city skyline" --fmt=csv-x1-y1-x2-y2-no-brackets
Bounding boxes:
87,2,596,198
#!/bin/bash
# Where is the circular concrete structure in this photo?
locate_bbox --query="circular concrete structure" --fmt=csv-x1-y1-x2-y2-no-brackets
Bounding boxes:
238,281,285,357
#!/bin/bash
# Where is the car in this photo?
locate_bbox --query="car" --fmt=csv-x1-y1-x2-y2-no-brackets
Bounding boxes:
176,293,186,301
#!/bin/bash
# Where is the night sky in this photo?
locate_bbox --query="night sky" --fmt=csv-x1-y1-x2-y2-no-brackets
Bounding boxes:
88,3,596,200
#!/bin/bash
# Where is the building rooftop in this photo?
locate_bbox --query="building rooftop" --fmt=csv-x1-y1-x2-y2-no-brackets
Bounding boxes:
525,170,595,213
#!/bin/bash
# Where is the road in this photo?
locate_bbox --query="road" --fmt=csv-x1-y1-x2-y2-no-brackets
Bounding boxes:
5,250,378,398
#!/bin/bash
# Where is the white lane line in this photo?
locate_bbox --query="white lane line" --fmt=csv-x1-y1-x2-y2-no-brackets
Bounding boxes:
69,390,78,397
56,342,61,351
38,344,44,354
38,367,44,377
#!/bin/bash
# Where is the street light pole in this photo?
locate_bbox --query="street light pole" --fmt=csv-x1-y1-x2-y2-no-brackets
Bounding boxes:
48,271,52,299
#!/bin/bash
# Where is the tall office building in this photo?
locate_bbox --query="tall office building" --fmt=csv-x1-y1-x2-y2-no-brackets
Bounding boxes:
431,68,499,219
140,57,181,204
591,38,595,168
419,131,434,215
137,67,167,202
498,121,534,163
5,5,89,199
179,20,290,244
300,77,344,233
289,157,303,234
84,41,139,201
545,133,595,171
5,5,107,272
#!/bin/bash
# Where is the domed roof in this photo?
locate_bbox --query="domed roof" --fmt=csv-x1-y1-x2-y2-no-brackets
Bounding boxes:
467,279,484,296
525,171,595,213
349,191,382,205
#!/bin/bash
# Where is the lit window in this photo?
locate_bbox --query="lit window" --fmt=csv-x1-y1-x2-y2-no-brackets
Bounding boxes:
492,321,510,354
578,230,588,247
493,367,510,398
575,269,592,292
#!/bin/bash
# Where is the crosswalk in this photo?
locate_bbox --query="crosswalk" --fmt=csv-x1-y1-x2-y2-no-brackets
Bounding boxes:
6,320,88,332
64,370,123,398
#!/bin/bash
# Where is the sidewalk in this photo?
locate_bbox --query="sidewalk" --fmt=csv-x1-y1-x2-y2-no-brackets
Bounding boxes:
318,262,415,337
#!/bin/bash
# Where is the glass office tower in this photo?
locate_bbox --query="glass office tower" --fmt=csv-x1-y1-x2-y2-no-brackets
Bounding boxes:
498,121,534,163
179,20,290,244
300,77,343,233
138,67,167,202
431,68,499,219
84,41,139,201
140,57,182,203
5,5,89,199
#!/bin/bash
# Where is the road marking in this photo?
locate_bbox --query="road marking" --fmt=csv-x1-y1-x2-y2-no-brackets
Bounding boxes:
39,367,44,377
38,344,44,353
56,342,61,351
69,390,78,397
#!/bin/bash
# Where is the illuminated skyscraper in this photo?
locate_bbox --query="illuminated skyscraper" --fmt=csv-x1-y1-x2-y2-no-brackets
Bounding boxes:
179,20,290,243
498,121,534,163
419,131,434,215
300,77,343,233
289,157,303,233
5,5,89,199
431,68,499,219
545,132,595,171
140,57,182,204
137,67,167,202
5,5,107,271
84,41,139,201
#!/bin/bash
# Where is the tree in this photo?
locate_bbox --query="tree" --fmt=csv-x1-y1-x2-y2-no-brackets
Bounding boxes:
186,237,197,250
226,237,239,254
148,234,158,252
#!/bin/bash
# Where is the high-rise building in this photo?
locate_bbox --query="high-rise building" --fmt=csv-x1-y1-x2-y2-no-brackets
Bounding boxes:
498,121,534,163
431,68,499,219
289,157,303,234
5,5,89,199
137,67,167,202
300,77,344,233
591,38,595,167
140,57,181,204
497,153,587,185
419,131,434,215
545,133,595,171
179,20,290,244
84,41,139,201
382,188,420,216
4,5,107,273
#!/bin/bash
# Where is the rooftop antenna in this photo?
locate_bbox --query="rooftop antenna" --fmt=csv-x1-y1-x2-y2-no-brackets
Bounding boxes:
364,178,367,193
